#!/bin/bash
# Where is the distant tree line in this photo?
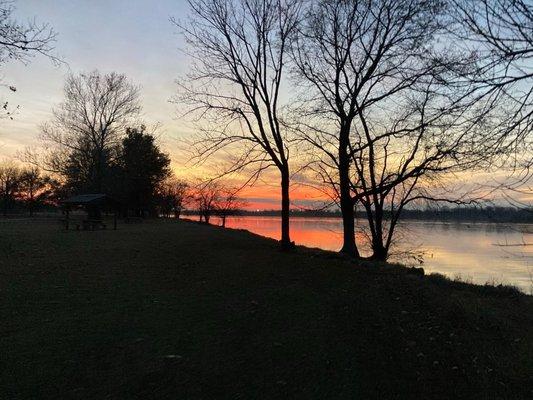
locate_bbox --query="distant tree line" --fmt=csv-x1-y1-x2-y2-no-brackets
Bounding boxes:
213,207,533,224
0,163,58,216
386,207,533,224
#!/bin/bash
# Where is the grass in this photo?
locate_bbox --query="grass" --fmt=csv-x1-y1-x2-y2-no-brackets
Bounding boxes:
0,218,532,399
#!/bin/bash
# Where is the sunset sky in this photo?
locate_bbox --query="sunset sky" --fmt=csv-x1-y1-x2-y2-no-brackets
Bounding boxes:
0,0,297,209
0,0,189,156
0,0,529,208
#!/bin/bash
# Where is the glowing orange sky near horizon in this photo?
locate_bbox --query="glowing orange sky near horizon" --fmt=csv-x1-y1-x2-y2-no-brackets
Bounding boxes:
237,184,330,210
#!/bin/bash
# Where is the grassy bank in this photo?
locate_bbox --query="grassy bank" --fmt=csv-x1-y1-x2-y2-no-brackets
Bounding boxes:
1,219,532,399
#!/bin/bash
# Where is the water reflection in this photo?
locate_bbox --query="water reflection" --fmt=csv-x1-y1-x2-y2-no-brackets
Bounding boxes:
210,216,533,292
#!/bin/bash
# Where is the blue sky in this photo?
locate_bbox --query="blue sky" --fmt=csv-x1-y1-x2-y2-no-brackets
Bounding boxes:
0,0,191,159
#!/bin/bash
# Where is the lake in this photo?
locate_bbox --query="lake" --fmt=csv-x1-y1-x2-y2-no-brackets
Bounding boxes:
205,216,533,292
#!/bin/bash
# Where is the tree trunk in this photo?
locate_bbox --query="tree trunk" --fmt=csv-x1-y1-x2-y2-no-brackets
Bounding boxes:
370,242,387,261
340,197,358,257
370,207,387,261
338,132,360,258
280,167,293,250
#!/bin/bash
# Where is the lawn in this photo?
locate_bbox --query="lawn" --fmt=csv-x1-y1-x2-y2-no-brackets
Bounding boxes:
1,219,532,399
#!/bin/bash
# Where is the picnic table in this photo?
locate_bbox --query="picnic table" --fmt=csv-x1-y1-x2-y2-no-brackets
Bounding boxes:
61,194,119,231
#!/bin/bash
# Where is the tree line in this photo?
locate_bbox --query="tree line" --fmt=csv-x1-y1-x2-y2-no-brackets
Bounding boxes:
0,165,57,216
16,70,246,220
0,67,245,222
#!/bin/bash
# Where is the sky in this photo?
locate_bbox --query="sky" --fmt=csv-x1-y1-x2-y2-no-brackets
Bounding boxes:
0,0,188,155
0,0,326,210
0,0,529,209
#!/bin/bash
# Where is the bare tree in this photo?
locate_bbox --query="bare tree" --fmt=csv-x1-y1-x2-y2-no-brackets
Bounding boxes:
29,71,141,194
175,0,302,250
350,82,487,261
452,0,532,150
158,178,190,218
450,0,533,206
0,0,58,119
292,0,446,256
18,167,55,216
291,0,489,259
193,181,221,224
191,180,247,226
0,1,57,64
216,187,248,227
0,161,21,216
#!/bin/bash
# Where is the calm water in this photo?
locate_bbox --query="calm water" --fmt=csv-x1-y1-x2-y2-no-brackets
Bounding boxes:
209,216,533,292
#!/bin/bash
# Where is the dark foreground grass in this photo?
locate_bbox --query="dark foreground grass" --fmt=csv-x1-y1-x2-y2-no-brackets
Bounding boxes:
0,219,532,399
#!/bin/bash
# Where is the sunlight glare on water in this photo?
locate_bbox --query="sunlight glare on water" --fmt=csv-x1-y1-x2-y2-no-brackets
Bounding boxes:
209,216,533,292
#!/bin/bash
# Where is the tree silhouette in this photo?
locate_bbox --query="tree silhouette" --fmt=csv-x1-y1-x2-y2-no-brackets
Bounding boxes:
31,71,141,194
157,179,190,219
0,162,21,216
291,0,489,259
18,167,55,216
118,126,171,217
175,0,302,250
451,0,533,207
193,181,221,225
215,187,247,227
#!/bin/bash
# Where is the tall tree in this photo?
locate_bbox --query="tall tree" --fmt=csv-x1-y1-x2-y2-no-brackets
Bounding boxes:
34,71,141,194
348,82,485,261
118,126,171,217
175,0,302,250
291,0,484,258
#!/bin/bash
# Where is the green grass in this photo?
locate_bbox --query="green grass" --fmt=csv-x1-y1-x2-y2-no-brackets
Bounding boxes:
1,219,532,399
